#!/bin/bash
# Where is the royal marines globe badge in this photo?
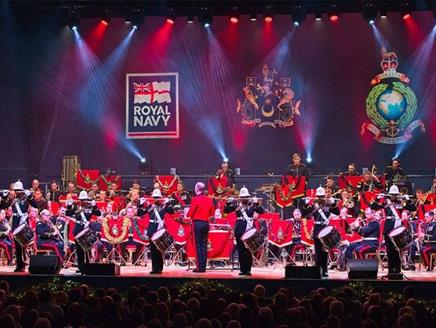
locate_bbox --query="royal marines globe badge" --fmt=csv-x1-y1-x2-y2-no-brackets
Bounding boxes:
361,50,425,144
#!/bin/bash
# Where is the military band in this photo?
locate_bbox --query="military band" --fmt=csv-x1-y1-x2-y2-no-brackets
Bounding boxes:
1,155,436,278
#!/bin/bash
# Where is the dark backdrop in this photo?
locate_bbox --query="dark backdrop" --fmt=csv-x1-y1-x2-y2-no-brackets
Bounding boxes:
0,9,435,187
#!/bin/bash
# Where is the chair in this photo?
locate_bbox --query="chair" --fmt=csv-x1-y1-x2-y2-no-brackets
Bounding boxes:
429,251,436,271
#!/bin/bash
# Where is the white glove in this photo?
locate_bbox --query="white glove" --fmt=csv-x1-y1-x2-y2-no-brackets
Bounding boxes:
314,202,320,209
377,194,384,200
91,200,96,206
67,199,73,206
164,198,170,204
404,195,410,201
140,197,146,205
24,190,31,197
305,197,310,204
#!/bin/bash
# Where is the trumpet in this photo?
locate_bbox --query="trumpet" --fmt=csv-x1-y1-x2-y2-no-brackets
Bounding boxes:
226,196,262,205
349,217,367,230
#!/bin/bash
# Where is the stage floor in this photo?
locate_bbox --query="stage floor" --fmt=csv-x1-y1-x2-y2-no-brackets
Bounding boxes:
0,264,435,281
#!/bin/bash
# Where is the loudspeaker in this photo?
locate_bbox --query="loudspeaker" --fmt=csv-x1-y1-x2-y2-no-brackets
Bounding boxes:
285,265,322,279
347,259,378,279
29,255,61,274
82,263,120,276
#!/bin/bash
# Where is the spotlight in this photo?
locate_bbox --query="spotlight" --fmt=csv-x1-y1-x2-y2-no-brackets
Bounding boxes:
67,9,80,30
292,8,306,27
229,7,240,23
362,6,377,25
166,8,176,24
139,158,152,175
306,156,312,163
131,9,144,29
200,15,212,27
199,7,212,27
100,9,110,26
230,15,239,23
263,6,273,22
223,157,229,163
187,14,195,24
329,13,339,22
264,14,273,22
402,10,411,20
250,10,257,21
380,9,388,19
132,25,138,31
315,12,322,21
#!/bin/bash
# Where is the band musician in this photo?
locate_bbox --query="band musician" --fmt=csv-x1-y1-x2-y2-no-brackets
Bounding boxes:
146,189,175,274
303,187,339,278
0,209,13,265
224,187,264,276
36,209,65,262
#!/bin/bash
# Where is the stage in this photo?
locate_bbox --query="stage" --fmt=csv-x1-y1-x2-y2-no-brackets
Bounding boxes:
1,264,435,299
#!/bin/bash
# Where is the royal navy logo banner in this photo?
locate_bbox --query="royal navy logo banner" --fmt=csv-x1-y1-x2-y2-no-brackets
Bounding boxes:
126,73,179,139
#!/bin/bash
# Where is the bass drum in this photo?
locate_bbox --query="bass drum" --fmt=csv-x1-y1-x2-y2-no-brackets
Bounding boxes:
13,224,34,247
241,228,264,253
151,228,174,252
389,226,412,250
318,226,341,250
75,228,97,251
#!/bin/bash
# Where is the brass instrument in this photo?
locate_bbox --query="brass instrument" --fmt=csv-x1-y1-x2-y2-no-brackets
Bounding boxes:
344,198,355,209
368,164,377,191
46,218,63,241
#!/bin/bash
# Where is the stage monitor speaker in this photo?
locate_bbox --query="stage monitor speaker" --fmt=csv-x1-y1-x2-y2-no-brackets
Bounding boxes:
347,259,378,279
29,255,61,274
82,263,120,276
285,265,321,279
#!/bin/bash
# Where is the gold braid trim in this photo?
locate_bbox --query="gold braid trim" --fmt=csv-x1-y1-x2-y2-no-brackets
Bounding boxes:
301,218,314,245
156,175,179,193
102,216,130,244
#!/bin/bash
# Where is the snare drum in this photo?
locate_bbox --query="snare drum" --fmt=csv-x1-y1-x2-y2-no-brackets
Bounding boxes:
75,228,97,251
151,228,174,252
318,226,341,250
13,224,34,247
389,226,412,250
241,228,264,253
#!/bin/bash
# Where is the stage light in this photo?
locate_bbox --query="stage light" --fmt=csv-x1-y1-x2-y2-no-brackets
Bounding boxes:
223,157,229,163
229,7,240,23
199,13,212,27
250,11,257,21
292,9,305,27
264,14,273,22
329,13,339,22
263,5,273,22
100,9,110,26
315,12,322,21
139,158,152,175
363,5,377,25
130,9,144,29
230,16,239,23
67,9,80,30
165,8,176,24
306,156,312,163
402,11,411,20
132,25,138,31
187,14,194,23
380,9,388,19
